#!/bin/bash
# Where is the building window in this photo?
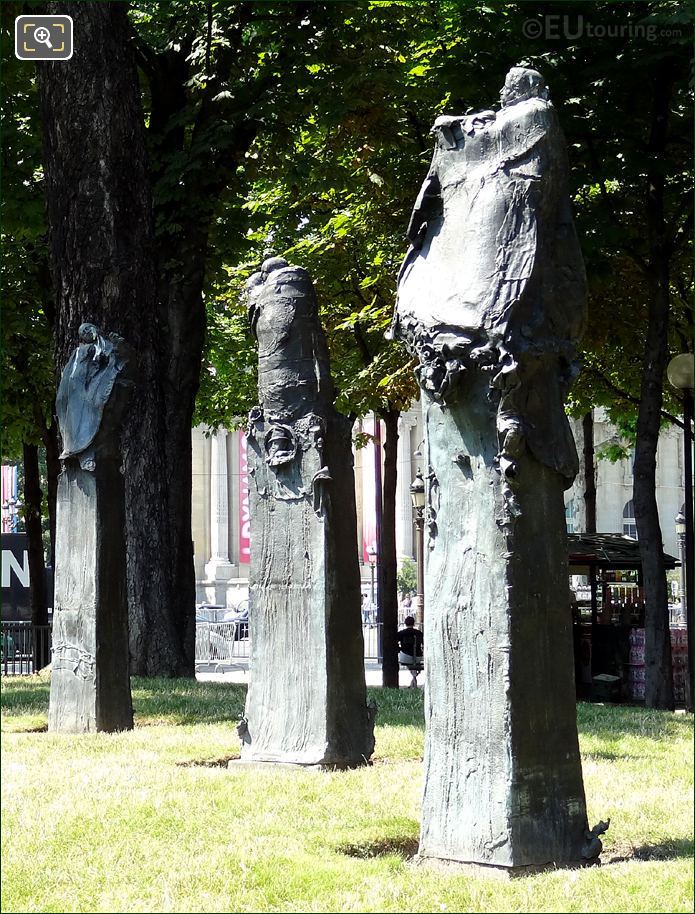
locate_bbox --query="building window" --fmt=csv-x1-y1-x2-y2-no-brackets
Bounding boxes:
623,498,637,539
565,499,576,534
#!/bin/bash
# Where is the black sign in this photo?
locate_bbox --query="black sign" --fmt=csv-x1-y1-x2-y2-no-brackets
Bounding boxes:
1,533,31,621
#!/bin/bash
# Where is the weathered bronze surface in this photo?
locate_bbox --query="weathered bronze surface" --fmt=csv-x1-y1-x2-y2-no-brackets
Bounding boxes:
49,324,134,733
240,260,375,766
393,68,599,869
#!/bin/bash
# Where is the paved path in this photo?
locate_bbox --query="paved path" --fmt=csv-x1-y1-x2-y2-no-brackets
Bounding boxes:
197,660,422,689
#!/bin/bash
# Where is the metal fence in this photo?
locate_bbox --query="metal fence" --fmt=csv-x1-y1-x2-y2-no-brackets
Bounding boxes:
1,622,52,676
194,621,384,669
1,618,383,677
362,622,383,661
195,621,250,672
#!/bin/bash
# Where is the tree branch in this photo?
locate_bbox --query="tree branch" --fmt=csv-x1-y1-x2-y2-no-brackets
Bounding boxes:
583,135,650,274
666,205,693,257
406,107,429,154
130,31,160,80
352,319,373,367
673,272,694,326
205,0,212,75
587,366,685,430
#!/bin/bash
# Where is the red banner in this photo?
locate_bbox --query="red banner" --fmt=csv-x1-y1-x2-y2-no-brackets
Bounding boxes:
238,431,251,564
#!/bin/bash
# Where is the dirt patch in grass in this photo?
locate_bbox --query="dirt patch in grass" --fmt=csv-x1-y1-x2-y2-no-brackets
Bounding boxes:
176,754,240,768
338,837,693,867
604,838,694,864
5,722,48,733
338,836,420,859
371,756,423,765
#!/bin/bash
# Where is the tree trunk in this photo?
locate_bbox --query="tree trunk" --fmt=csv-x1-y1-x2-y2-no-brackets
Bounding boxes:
582,411,596,533
635,61,674,710
41,416,60,571
133,47,257,676
380,408,400,688
22,442,50,669
160,289,203,676
145,57,203,670
635,269,673,710
37,2,191,677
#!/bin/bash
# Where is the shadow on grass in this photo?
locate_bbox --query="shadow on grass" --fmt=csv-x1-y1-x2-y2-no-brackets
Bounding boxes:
3,676,688,739
367,686,424,729
339,836,420,859
0,677,50,711
577,701,693,742
338,836,694,871
131,677,246,726
0,675,247,728
582,750,629,761
605,837,694,864
176,753,240,767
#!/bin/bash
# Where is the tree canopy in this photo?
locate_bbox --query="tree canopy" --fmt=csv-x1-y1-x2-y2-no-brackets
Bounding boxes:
4,1,691,445
2,0,691,695
193,0,693,432
1,11,54,459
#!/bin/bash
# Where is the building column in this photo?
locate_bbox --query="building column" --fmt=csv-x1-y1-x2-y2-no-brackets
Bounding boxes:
395,414,416,558
354,419,365,562
204,428,235,584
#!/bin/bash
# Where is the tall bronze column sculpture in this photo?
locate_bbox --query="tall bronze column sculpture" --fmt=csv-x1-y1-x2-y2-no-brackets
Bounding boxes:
238,258,375,767
49,324,134,733
392,68,604,869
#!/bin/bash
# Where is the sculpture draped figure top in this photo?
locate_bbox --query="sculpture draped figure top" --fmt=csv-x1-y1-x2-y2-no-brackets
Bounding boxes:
390,68,597,870
392,66,587,488
240,256,375,767
49,321,134,734
56,322,133,471
246,257,334,421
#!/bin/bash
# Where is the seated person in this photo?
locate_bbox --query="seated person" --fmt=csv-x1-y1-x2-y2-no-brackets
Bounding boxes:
397,616,423,666
222,604,249,640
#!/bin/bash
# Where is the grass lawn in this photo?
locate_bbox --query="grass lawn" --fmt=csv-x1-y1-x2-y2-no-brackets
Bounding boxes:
1,675,692,913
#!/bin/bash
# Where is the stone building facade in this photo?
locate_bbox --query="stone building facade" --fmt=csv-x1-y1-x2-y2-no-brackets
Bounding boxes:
565,408,685,557
191,406,686,607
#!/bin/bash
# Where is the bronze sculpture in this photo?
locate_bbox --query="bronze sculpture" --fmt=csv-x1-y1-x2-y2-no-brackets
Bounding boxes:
49,323,134,733
392,68,603,870
239,258,375,767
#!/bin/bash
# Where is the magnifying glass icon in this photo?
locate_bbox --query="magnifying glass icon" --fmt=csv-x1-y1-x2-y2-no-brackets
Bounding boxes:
33,26,53,49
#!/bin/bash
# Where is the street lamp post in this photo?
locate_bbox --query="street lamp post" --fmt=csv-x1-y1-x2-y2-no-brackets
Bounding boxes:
366,544,377,616
410,469,426,629
667,352,694,708
366,543,381,660
675,511,686,623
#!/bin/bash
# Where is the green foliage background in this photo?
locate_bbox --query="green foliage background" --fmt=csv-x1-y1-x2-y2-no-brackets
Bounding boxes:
2,1,692,449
